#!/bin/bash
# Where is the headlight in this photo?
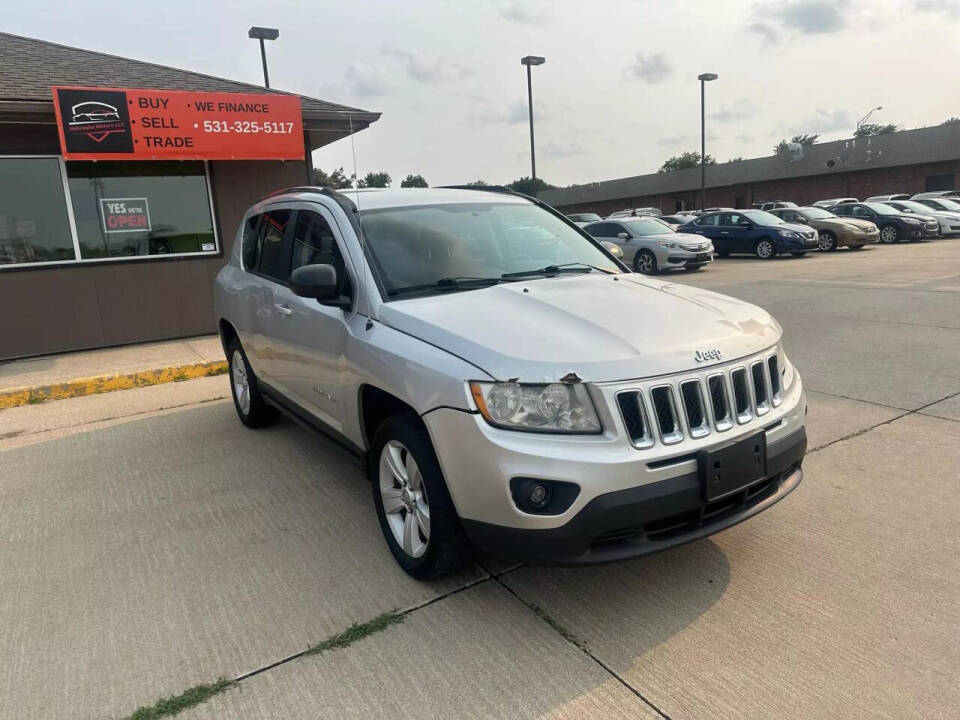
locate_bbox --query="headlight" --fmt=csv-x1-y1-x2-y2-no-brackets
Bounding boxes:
778,230,798,238
656,241,680,249
903,217,920,224
469,381,602,434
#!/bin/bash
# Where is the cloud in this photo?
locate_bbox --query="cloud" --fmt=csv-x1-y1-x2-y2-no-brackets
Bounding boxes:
736,133,755,143
750,0,852,42
498,1,552,24
466,99,544,128
787,108,853,135
711,100,757,123
623,52,673,84
341,63,389,98
506,100,530,124
382,48,471,84
657,134,689,146
542,141,584,158
915,0,960,17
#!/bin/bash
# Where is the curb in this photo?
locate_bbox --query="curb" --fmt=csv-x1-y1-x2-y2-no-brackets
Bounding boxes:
0,360,228,410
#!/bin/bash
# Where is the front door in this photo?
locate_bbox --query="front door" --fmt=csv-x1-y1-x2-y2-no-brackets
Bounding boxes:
268,205,355,432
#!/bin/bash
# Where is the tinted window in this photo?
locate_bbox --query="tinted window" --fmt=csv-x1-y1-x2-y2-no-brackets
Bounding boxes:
863,203,896,214
695,214,719,226
586,222,616,237
832,204,850,216
291,210,349,293
241,214,261,270
256,209,292,282
622,217,671,235
742,209,784,225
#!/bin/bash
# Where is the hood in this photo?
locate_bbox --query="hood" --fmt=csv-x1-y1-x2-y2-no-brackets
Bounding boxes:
378,273,781,383
642,232,711,248
779,222,815,234
811,217,875,231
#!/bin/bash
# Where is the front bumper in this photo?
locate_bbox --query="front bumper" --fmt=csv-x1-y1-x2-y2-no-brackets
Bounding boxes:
774,235,818,252
835,228,879,246
658,248,713,269
463,426,805,564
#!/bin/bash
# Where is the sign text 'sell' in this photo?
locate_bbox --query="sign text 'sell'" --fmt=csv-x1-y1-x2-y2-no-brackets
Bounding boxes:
51,86,304,161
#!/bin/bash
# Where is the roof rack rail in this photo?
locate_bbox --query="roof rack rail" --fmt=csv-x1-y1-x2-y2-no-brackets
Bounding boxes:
262,185,326,199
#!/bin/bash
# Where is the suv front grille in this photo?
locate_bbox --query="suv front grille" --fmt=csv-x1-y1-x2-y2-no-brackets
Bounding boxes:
616,350,782,448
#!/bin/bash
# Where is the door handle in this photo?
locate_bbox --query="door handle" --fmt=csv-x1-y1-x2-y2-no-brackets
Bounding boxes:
720,231,729,235
274,303,293,317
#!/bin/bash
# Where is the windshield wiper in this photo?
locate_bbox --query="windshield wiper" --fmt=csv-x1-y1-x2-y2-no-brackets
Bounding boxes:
387,276,503,297
501,262,613,279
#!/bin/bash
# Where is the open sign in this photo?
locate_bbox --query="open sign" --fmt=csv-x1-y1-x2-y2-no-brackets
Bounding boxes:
100,198,151,234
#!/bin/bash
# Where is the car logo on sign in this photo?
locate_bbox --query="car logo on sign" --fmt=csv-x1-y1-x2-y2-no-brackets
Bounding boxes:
695,349,722,363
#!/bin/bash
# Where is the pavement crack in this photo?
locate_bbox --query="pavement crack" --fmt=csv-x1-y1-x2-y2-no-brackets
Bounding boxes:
491,573,671,719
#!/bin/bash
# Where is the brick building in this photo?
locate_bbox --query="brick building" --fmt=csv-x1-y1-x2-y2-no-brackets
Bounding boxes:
539,124,960,216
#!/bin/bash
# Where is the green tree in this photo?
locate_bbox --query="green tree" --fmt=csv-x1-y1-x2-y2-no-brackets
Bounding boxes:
727,156,744,163
400,174,428,188
312,166,352,189
854,122,897,138
505,176,556,195
774,133,819,156
658,151,715,173
941,117,960,126
360,171,391,188
464,179,489,186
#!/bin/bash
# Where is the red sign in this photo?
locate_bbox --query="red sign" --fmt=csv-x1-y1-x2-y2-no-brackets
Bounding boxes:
52,86,304,161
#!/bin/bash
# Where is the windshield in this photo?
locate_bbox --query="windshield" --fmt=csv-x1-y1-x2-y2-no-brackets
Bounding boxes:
865,202,898,214
623,217,673,235
743,209,785,225
801,207,835,219
934,199,960,211
359,202,622,296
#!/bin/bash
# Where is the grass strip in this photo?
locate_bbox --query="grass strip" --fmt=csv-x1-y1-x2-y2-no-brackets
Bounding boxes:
121,678,233,720
117,609,405,719
304,609,405,656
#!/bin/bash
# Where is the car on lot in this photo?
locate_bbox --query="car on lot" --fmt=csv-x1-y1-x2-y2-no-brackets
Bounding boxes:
678,209,818,259
769,206,879,251
607,207,662,218
911,190,960,201
912,196,960,215
829,201,938,243
214,186,807,579
566,212,602,227
865,194,911,202
583,217,713,274
752,201,797,211
659,213,698,230
813,197,858,208
883,199,960,237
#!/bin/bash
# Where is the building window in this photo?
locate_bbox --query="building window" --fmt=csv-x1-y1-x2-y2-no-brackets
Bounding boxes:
0,157,76,266
66,161,217,259
925,173,954,192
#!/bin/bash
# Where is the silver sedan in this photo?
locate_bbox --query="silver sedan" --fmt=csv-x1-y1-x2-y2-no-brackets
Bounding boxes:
584,217,714,274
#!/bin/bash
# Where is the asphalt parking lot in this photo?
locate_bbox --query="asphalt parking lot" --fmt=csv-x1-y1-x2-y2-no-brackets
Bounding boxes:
2,240,958,719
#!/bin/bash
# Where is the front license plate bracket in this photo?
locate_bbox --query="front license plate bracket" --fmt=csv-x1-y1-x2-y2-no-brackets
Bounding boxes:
699,432,767,502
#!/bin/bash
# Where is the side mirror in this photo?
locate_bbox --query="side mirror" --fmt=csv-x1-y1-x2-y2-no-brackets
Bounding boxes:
617,232,630,240
290,264,350,308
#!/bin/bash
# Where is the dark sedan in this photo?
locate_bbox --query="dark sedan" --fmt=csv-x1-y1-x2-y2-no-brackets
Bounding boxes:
678,209,818,259
829,202,938,244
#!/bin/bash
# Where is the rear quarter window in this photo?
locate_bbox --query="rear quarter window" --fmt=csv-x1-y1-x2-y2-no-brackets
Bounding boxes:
241,213,261,270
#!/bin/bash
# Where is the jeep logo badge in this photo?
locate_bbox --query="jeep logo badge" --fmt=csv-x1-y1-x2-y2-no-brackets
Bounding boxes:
695,349,722,363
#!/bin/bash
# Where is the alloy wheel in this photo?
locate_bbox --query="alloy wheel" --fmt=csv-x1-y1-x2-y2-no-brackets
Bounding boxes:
231,350,250,415
756,239,774,259
880,226,898,244
818,231,836,251
379,440,430,558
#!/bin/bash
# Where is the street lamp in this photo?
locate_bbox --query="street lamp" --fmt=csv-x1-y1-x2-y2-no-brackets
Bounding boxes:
697,73,718,212
248,26,279,88
521,55,546,180
856,106,883,135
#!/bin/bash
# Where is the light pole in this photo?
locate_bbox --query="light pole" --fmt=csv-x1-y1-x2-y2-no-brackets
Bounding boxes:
697,73,718,211
521,55,546,179
248,26,279,88
856,106,883,135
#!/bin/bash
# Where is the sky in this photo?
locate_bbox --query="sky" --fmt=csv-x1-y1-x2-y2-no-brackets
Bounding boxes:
7,0,960,187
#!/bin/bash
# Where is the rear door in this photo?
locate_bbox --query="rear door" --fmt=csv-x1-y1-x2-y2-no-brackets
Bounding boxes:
248,207,294,382
268,205,355,431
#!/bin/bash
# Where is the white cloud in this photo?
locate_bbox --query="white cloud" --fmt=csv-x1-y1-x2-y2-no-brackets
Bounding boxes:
382,47,470,84
498,0,552,24
915,0,960,17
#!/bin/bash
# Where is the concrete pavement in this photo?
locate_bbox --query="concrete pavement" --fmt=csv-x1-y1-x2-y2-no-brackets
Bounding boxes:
2,240,958,719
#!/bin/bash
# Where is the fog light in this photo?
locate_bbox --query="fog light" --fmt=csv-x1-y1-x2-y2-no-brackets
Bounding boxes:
529,483,549,507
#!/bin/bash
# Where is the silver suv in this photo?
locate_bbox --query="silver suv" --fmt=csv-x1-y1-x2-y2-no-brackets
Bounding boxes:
215,187,807,579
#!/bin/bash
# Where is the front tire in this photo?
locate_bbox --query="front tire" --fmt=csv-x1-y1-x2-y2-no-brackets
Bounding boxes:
634,249,658,274
879,224,899,244
755,238,775,259
370,411,471,580
818,231,837,251
227,338,278,428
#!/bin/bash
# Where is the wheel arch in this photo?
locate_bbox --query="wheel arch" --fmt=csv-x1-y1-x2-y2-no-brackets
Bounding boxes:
358,384,420,451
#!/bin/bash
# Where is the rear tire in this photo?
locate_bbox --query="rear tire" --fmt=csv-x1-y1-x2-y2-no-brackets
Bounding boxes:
755,238,775,259
370,411,472,580
227,337,278,429
634,249,658,274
